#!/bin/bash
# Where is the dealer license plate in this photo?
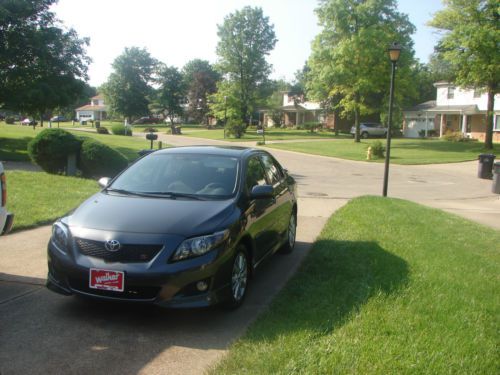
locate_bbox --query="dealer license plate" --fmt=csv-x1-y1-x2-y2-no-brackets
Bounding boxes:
89,269,124,292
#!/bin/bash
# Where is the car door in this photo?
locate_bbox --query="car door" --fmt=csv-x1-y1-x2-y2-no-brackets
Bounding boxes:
259,153,292,238
244,155,279,263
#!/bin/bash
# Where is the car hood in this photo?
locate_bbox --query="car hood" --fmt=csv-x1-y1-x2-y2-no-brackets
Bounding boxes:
67,192,236,236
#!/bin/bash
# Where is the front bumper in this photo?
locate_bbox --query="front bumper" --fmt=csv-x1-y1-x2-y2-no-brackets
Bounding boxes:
47,239,234,308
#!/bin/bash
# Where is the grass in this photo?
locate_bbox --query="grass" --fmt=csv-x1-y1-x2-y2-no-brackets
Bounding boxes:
266,138,500,164
212,197,499,374
0,123,155,162
183,127,349,142
6,171,99,232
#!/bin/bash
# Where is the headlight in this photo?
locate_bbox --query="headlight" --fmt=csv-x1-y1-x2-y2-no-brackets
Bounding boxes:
51,222,69,253
171,230,229,261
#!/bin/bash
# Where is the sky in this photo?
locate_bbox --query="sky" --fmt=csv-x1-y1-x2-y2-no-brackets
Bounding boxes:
52,0,444,88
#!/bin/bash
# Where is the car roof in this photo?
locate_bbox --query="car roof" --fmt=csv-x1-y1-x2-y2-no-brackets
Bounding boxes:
153,145,261,159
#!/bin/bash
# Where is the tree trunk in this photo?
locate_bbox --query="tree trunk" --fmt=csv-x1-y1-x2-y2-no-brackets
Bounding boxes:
485,86,494,150
354,106,360,143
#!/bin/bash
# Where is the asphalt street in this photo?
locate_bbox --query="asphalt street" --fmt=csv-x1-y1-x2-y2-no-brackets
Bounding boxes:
1,133,498,374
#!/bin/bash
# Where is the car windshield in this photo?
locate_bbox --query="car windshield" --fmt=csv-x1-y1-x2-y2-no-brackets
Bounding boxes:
109,153,239,199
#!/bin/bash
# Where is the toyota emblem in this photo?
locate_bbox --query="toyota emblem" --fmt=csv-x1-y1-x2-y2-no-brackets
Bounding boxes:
105,239,121,252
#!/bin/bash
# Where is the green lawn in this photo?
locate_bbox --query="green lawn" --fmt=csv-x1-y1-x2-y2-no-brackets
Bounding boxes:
7,170,100,232
213,197,499,374
0,123,155,162
184,128,349,142
266,138,500,164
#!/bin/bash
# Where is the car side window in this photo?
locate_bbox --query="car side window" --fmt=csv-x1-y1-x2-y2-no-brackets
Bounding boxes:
259,154,283,185
246,156,267,192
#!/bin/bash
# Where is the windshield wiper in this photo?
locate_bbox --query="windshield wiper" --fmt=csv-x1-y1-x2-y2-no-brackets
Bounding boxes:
104,188,157,198
142,191,205,200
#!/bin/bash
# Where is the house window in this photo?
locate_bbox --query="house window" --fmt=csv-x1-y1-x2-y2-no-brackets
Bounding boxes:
494,115,500,131
447,86,455,99
473,89,482,98
466,115,472,133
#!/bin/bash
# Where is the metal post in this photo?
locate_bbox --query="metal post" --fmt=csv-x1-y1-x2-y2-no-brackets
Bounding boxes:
224,96,227,139
383,60,397,197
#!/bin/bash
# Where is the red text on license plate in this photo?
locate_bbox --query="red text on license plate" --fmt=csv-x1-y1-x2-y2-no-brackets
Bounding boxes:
89,269,124,292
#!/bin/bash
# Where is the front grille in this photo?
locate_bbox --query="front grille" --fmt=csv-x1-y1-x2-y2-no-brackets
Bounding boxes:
68,277,160,300
75,238,163,263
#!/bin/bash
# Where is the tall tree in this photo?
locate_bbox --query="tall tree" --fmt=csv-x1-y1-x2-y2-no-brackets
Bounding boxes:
102,47,156,122
0,0,90,124
307,0,416,142
154,65,186,132
182,59,220,125
215,6,277,125
429,0,499,149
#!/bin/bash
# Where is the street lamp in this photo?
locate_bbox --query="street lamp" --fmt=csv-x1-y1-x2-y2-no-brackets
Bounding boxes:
223,95,227,139
382,42,401,197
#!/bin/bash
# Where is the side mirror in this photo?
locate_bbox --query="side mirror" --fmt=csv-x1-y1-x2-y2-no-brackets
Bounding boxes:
250,185,273,199
98,177,111,188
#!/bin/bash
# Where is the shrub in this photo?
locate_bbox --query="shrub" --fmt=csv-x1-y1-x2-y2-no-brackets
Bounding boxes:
369,140,385,159
143,127,158,133
302,122,321,133
78,138,128,178
418,129,437,138
225,120,246,138
5,117,15,125
28,129,81,174
97,126,109,134
111,124,133,136
442,131,474,142
256,140,265,146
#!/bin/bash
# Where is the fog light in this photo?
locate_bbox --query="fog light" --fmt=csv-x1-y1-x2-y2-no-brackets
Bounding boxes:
196,281,208,291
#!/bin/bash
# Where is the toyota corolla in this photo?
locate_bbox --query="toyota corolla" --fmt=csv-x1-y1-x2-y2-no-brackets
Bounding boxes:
47,146,297,308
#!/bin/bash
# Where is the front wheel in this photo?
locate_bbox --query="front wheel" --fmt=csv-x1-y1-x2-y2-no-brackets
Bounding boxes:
361,132,369,139
225,245,249,309
280,213,297,254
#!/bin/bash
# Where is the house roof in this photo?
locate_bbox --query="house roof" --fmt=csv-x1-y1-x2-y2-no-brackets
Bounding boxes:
76,104,107,111
91,94,104,100
426,104,480,113
280,102,322,111
404,100,436,112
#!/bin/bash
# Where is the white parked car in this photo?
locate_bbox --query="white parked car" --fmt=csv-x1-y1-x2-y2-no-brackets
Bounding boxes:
0,162,14,235
350,122,387,138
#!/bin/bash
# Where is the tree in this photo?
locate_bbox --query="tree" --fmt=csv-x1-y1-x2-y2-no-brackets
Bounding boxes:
307,0,416,142
0,0,90,125
154,65,186,132
182,59,220,124
215,6,277,125
429,0,499,149
102,47,156,123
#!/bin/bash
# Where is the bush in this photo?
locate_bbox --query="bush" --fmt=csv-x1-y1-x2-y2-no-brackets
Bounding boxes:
225,120,246,138
28,129,81,174
256,140,265,146
143,127,158,133
302,122,321,133
5,117,15,125
111,124,133,136
78,138,128,178
369,140,385,159
418,129,437,138
97,126,109,134
442,131,475,142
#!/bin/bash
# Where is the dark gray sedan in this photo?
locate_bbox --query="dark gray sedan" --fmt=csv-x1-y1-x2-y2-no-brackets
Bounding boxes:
47,146,297,308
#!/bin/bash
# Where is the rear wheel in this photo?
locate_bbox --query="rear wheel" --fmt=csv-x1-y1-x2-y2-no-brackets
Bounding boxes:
280,213,297,254
361,131,369,139
225,245,249,309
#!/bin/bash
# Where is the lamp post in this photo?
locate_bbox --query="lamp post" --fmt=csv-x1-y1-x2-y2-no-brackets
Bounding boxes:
382,42,401,197
223,95,227,139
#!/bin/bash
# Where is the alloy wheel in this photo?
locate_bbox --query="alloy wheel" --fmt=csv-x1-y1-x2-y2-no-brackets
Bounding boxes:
231,252,248,302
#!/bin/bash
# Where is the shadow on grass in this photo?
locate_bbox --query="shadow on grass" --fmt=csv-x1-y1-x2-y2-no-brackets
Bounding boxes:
0,137,32,161
245,239,409,339
392,139,500,153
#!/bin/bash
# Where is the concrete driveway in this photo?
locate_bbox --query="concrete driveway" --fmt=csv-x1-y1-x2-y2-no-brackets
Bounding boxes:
1,134,498,375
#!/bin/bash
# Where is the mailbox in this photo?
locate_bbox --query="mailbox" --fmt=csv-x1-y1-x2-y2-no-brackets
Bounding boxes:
146,133,158,141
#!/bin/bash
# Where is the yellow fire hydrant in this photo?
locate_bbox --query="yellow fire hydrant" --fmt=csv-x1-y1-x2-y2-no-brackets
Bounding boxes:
366,146,373,160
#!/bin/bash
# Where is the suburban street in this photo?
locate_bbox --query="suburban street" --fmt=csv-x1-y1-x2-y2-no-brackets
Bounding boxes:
1,134,499,374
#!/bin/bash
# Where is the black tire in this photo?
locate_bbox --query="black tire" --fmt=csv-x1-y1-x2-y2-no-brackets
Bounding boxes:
224,245,249,309
361,132,369,139
280,212,297,254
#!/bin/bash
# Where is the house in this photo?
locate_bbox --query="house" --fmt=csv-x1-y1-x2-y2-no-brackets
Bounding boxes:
75,94,107,122
403,82,500,141
259,93,325,127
